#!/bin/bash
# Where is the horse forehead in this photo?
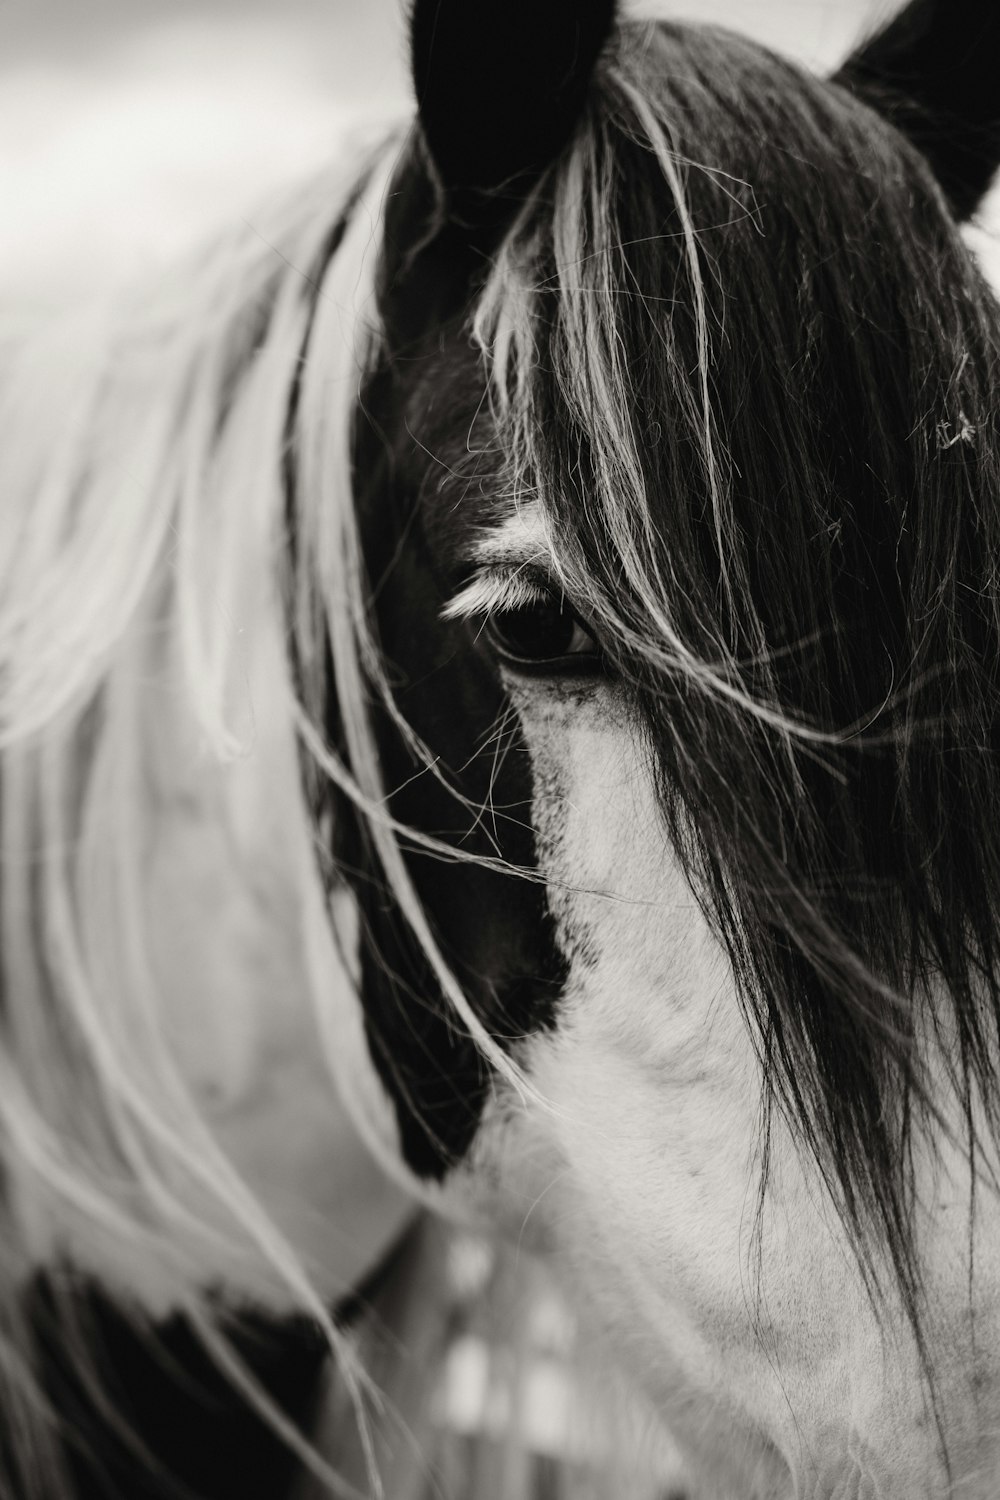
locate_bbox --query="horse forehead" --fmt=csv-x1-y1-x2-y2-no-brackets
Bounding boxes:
395,341,513,553
399,363,565,594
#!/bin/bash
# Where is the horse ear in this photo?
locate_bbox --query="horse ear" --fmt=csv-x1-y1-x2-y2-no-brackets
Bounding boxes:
410,0,617,216
376,0,615,346
833,0,1000,221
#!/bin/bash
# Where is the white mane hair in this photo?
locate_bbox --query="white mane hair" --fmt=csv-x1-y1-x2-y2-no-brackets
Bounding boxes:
0,127,676,1498
0,129,420,1494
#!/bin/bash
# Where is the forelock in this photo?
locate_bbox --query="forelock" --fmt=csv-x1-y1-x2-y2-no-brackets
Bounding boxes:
472,15,1000,1370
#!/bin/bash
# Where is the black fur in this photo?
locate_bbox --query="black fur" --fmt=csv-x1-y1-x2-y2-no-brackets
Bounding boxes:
11,1277,327,1500
288,2,621,1178
324,346,566,1179
380,0,615,351
836,0,1000,220
7,1236,419,1500
410,0,616,210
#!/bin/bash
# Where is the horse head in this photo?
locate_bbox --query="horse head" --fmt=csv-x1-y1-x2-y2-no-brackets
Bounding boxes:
5,1,1000,1496
297,0,1000,1493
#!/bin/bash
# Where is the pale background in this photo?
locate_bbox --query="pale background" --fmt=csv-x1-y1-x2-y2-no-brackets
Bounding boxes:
10,0,997,324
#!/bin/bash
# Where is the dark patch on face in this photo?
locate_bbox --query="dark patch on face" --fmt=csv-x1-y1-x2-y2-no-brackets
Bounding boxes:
323,336,567,1180
9,1274,329,1500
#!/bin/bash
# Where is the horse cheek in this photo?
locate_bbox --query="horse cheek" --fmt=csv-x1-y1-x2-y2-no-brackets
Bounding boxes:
491,694,744,1277
486,679,913,1492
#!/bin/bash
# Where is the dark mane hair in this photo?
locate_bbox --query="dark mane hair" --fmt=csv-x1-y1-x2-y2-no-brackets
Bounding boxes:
470,18,1000,1342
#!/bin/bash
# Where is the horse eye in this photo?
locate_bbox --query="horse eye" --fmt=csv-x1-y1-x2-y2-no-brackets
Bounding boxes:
481,595,601,674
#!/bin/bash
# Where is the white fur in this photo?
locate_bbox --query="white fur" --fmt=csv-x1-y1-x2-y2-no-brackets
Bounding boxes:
445,643,1000,1498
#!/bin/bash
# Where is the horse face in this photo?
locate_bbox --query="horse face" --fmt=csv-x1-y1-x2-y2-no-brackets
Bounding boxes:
354,339,1000,1499
324,1,1000,1492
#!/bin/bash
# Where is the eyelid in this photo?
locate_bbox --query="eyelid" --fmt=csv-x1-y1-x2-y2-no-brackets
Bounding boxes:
441,567,554,622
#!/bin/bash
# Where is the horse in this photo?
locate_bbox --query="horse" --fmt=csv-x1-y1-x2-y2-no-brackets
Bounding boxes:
3,0,1000,1494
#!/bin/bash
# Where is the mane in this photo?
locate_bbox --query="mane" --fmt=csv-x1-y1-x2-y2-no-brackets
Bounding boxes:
2,10,1000,1494
0,139,408,1494
0,122,652,1499
473,19,1000,1351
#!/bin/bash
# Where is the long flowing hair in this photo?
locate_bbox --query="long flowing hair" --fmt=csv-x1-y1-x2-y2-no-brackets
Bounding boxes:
0,139,404,1496
473,19,1000,1351
2,11,1000,1495
0,122,669,1498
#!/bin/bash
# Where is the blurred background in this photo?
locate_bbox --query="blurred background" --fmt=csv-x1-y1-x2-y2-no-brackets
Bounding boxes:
12,0,998,324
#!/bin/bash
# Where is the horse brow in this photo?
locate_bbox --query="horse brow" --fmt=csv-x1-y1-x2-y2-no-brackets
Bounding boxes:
440,506,557,619
441,562,554,621
470,508,550,564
